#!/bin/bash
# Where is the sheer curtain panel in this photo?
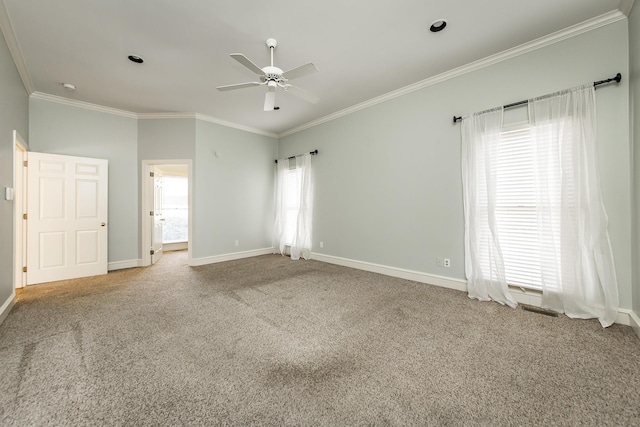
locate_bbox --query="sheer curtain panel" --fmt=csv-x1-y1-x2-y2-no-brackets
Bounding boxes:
273,154,313,260
461,108,517,308
528,85,619,327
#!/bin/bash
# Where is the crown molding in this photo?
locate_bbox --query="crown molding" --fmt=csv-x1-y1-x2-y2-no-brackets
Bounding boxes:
194,113,278,138
278,10,627,138
30,94,278,137
138,112,197,120
0,1,34,94
30,92,138,118
138,112,278,138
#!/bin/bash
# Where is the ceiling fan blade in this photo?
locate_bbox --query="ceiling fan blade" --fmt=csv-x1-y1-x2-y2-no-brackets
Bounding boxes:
216,82,261,91
264,90,276,111
284,84,319,104
230,53,265,76
282,63,318,81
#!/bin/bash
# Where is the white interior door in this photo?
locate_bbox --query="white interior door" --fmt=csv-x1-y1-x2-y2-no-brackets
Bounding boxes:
27,152,108,285
151,168,164,264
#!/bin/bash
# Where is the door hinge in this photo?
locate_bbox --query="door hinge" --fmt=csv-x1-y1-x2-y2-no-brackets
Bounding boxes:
150,171,155,177
150,249,155,255
23,160,28,167
23,266,27,273
23,213,27,220
150,211,154,216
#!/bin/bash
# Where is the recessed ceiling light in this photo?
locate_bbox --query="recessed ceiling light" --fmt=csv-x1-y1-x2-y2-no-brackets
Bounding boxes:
128,55,144,64
62,83,76,91
430,19,447,33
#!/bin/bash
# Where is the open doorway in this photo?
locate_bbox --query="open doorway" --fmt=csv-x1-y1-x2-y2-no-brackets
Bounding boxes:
141,160,192,267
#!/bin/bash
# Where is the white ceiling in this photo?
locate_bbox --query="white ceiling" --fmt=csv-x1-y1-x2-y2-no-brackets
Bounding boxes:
0,0,629,136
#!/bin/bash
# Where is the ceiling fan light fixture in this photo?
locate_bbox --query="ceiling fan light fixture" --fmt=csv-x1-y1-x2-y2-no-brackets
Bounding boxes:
430,19,447,32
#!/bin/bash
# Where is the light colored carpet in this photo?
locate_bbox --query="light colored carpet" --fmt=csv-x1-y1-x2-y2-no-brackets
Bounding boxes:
0,251,639,426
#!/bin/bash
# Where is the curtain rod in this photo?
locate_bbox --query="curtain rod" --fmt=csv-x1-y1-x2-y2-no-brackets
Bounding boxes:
452,73,622,124
274,149,318,163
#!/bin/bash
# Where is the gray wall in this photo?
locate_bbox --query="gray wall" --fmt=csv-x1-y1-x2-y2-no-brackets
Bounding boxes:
279,21,634,309
138,118,277,261
194,120,277,259
27,112,278,266
630,3,640,317
29,99,139,264
0,29,28,314
138,118,196,259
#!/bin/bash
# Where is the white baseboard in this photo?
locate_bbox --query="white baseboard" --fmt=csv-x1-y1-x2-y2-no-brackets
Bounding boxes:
310,252,638,332
191,247,274,267
0,290,16,326
618,309,640,337
108,259,142,271
310,252,468,292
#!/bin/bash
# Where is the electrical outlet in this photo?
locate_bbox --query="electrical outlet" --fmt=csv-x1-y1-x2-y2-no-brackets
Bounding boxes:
444,258,451,268
234,240,239,247
319,242,324,249
437,257,444,267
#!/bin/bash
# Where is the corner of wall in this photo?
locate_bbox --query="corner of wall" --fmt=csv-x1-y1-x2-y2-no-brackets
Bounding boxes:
0,290,16,326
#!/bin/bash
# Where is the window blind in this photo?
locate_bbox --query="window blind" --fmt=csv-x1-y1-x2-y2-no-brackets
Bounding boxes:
284,168,301,245
491,125,562,290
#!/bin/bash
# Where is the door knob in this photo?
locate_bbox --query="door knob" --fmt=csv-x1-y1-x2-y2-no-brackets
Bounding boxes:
101,222,106,227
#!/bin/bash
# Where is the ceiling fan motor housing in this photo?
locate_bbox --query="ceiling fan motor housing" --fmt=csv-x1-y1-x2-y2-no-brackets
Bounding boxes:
262,66,285,83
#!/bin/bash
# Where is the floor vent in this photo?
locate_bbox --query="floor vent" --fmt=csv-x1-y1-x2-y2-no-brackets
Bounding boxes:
521,304,559,317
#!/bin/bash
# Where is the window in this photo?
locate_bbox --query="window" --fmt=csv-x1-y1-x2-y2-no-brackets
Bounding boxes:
284,167,302,245
273,153,313,260
161,176,188,243
463,86,618,326
485,124,563,291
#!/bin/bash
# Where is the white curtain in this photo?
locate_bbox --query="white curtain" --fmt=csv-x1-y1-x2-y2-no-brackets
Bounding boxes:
529,85,619,327
461,107,517,308
273,153,313,260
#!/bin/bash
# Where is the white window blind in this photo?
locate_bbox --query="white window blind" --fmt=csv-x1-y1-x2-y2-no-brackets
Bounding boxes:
284,167,302,245
489,125,562,290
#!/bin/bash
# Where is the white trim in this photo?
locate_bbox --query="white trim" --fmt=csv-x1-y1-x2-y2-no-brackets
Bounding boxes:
25,98,278,138
278,10,626,138
13,131,28,290
108,259,142,271
507,286,543,306
617,308,640,331
0,2,34,93
139,112,278,138
191,247,274,267
195,113,279,138
30,92,138,118
311,252,638,332
137,113,279,138
627,310,640,339
310,252,467,292
0,291,16,326
138,112,197,120
140,160,193,268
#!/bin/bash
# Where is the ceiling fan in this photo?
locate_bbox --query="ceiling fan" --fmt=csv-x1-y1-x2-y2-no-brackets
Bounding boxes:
217,38,319,111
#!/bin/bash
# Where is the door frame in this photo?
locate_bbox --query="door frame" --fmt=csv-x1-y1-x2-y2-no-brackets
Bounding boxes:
140,159,192,266
13,131,28,289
